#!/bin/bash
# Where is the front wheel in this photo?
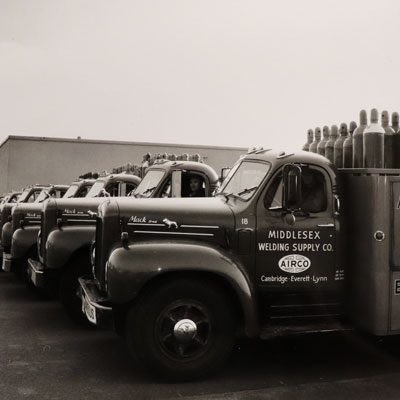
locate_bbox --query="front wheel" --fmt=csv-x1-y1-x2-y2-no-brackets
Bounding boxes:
125,278,236,380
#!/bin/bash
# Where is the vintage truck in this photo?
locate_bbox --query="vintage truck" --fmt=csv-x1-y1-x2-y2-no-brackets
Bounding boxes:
78,148,400,379
0,191,21,206
2,184,69,275
28,161,219,324
26,172,141,300
0,186,53,262
3,179,95,277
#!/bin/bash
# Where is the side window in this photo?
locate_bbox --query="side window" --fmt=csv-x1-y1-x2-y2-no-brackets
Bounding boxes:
264,167,328,214
105,182,119,197
27,191,38,203
57,189,67,198
182,172,206,198
160,178,172,198
76,186,90,198
126,183,137,196
50,190,65,199
300,168,327,213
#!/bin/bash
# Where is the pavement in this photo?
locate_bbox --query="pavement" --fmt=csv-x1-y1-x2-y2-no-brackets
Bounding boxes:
2,271,400,400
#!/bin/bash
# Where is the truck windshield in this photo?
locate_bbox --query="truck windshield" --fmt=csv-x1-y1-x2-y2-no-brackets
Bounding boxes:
18,189,31,203
36,190,51,203
133,170,165,198
63,184,79,198
218,160,270,201
86,180,106,197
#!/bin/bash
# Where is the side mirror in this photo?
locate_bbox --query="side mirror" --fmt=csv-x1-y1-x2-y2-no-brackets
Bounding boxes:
171,170,182,198
282,164,302,211
220,167,231,182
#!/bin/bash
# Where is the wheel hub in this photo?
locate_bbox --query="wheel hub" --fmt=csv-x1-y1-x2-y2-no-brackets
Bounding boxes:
173,319,197,342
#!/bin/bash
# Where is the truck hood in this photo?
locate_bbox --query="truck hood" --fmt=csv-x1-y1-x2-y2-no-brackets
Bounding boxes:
115,197,235,231
54,197,110,217
12,203,43,232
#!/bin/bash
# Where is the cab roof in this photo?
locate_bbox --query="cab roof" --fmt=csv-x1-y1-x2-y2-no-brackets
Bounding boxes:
241,149,334,170
147,160,219,184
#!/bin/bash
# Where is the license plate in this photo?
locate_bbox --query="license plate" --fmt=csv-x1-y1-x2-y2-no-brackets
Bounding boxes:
82,292,97,324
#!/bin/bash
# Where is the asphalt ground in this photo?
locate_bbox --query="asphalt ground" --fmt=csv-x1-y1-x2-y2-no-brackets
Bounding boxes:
2,271,400,400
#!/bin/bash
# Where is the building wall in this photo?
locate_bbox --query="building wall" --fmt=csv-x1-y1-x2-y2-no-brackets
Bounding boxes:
1,136,246,193
0,140,9,193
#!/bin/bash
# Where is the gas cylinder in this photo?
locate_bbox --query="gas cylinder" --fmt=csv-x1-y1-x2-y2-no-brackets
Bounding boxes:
353,110,367,168
343,121,357,168
363,108,384,168
382,110,395,168
317,126,329,156
325,125,338,164
392,112,399,133
309,127,321,153
334,123,348,168
302,129,314,151
392,113,400,168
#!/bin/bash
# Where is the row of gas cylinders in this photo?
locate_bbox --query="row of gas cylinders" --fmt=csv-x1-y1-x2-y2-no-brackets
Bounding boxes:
303,109,400,168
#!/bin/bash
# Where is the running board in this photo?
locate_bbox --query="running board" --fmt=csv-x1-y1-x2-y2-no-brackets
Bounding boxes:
259,319,353,340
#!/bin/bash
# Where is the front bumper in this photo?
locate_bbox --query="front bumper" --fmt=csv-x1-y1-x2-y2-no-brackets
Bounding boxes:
27,258,51,290
78,278,114,330
2,252,13,272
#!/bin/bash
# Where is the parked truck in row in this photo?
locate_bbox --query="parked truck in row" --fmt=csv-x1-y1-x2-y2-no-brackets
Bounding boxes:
3,179,96,278
77,148,400,379
0,185,57,263
28,160,218,324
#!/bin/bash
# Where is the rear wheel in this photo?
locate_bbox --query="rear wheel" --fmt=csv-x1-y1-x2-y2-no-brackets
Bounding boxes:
125,278,236,380
59,256,92,326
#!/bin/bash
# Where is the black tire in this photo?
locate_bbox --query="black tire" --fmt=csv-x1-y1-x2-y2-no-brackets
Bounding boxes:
59,258,92,326
125,277,236,381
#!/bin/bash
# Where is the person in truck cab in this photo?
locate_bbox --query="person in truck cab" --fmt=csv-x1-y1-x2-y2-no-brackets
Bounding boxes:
300,169,326,213
264,168,326,213
187,175,205,197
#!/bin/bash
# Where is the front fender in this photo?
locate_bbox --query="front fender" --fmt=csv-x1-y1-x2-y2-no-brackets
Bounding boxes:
11,226,40,259
107,241,259,337
46,226,95,269
1,222,12,249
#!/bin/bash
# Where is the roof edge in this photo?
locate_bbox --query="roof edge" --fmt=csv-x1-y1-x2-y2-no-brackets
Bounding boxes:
0,135,247,152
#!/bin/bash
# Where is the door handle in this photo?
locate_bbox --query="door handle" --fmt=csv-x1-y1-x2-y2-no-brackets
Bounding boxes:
317,223,334,227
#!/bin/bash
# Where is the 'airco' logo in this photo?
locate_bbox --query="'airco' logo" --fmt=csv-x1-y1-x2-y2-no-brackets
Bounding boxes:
278,254,311,274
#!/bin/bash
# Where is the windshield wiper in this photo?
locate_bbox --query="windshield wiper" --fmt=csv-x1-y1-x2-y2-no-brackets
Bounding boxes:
140,186,157,196
236,186,258,197
216,191,242,202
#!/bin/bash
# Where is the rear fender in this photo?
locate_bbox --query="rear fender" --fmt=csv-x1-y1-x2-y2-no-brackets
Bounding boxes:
107,241,259,337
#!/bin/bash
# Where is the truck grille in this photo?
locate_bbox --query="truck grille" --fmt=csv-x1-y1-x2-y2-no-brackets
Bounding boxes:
39,212,45,259
94,217,104,287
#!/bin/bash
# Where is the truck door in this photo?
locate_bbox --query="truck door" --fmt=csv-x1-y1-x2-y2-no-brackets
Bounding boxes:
256,164,340,291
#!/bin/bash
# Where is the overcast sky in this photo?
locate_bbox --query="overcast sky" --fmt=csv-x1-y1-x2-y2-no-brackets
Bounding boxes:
1,0,400,150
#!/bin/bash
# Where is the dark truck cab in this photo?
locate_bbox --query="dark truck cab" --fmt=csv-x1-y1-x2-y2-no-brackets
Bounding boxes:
27,173,141,301
0,186,51,267
0,191,21,261
29,161,218,323
2,185,69,274
6,180,95,276
79,149,351,379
